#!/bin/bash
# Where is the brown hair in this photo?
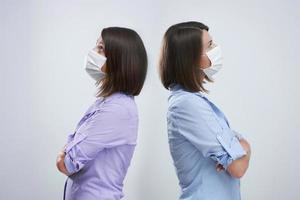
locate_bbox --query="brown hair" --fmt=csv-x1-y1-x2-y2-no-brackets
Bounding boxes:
96,27,147,97
159,21,212,92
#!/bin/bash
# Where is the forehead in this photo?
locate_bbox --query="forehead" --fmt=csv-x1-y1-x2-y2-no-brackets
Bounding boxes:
202,30,212,42
96,37,103,45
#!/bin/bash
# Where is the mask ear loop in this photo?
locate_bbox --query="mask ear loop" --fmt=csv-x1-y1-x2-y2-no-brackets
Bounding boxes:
199,52,214,82
200,53,212,69
93,41,106,73
199,41,218,70
200,41,217,67
94,38,106,56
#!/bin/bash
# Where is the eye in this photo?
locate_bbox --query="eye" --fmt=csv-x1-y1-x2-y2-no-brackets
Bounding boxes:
97,44,105,52
207,42,217,51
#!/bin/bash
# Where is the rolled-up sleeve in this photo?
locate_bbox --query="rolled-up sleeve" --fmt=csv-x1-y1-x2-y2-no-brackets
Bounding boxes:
63,103,132,175
171,95,247,170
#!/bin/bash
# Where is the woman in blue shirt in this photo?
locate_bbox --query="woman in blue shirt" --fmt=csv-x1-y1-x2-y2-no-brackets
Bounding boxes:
159,21,252,200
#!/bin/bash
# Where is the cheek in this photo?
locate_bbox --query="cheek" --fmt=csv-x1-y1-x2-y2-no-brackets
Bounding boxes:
101,64,107,73
200,55,211,68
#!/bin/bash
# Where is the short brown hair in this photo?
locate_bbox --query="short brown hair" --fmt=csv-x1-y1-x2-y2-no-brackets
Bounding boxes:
96,27,147,97
159,22,211,92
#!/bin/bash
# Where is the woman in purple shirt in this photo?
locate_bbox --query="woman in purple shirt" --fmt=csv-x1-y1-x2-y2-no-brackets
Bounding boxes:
56,27,147,200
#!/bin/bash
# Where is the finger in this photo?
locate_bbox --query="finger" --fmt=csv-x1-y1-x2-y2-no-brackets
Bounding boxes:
216,164,224,172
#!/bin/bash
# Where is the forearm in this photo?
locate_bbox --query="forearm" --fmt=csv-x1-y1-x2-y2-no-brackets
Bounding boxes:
228,149,251,177
227,138,251,178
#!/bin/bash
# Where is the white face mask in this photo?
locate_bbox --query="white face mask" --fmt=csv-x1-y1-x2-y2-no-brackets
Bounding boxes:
84,50,107,81
202,45,223,80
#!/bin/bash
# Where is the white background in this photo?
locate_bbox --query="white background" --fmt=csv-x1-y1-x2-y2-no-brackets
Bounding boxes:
1,0,299,199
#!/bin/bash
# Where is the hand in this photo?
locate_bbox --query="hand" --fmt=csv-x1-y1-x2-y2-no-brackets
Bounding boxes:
239,138,251,154
56,150,65,166
56,150,69,176
216,163,224,172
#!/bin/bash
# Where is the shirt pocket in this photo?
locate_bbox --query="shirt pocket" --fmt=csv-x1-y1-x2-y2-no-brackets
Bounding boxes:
74,110,97,132
74,100,106,132
65,132,88,153
66,132,75,143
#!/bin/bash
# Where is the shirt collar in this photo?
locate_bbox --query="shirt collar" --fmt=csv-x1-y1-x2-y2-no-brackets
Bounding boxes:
169,83,183,91
95,91,133,104
169,83,205,97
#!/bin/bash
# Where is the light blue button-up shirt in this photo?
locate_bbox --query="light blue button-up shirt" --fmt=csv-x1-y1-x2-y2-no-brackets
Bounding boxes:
167,84,247,200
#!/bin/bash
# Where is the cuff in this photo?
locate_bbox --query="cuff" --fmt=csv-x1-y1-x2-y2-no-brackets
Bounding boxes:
63,152,84,176
216,129,247,161
232,130,244,140
64,152,75,175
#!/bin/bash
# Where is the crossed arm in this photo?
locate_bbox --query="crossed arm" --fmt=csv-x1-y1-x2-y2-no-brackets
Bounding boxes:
216,138,251,178
57,138,251,178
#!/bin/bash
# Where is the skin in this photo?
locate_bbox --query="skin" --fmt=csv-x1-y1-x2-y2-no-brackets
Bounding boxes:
199,30,214,69
226,139,251,178
94,37,107,73
56,145,69,176
200,30,252,178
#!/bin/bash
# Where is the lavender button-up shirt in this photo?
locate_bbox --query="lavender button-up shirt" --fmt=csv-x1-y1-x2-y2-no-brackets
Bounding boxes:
63,92,138,200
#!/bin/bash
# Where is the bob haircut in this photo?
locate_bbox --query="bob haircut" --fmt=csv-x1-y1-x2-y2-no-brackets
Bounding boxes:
159,21,212,93
96,27,147,97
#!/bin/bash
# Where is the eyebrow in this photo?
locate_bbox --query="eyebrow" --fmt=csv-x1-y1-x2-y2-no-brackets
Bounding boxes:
96,41,104,47
96,39,102,45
